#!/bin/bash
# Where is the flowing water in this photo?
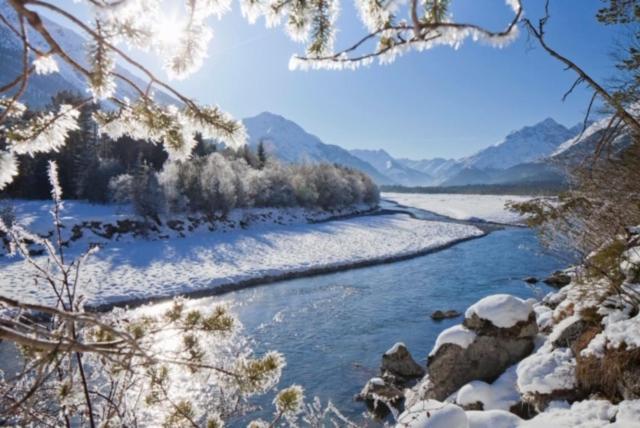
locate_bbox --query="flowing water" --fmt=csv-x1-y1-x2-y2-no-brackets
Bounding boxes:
0,203,566,425
214,221,565,424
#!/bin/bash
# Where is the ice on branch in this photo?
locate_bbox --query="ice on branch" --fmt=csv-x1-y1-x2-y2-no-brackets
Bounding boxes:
0,98,26,119
98,0,159,49
95,100,245,160
87,26,117,100
274,385,305,415
6,104,79,155
0,151,18,189
355,0,394,33
164,23,213,80
47,161,63,203
33,54,59,75
306,0,339,57
193,0,233,20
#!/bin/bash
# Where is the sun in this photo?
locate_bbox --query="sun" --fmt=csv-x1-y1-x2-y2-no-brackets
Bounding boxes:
153,11,187,51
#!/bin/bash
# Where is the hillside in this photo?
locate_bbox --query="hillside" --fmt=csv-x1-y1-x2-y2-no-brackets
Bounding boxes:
242,112,394,184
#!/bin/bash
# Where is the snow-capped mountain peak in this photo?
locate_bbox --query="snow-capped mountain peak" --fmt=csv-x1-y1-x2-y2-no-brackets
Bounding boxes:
242,112,394,184
461,117,578,170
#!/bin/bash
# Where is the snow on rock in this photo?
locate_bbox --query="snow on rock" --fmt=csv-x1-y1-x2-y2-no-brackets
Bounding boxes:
465,295,534,328
429,325,477,356
521,399,618,427
516,343,576,395
552,278,611,321
383,193,531,224
548,314,581,345
613,400,640,427
456,365,520,411
396,400,468,428
583,312,640,358
466,410,522,428
533,304,553,331
0,211,484,307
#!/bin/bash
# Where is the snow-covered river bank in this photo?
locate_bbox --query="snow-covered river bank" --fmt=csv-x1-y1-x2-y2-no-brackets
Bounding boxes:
0,198,493,308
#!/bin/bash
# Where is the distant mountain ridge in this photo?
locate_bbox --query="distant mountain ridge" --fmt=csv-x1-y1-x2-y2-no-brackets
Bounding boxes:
349,149,432,186
389,118,584,187
242,112,394,184
460,118,577,170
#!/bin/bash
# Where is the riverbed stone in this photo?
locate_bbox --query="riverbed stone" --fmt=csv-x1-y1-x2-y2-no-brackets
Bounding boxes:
355,377,403,418
431,310,461,320
543,271,572,288
381,342,425,380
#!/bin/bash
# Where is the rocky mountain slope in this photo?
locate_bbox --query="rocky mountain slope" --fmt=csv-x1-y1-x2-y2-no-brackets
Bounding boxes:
242,112,394,184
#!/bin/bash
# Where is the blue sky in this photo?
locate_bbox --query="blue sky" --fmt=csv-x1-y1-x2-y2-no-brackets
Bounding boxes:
52,0,623,159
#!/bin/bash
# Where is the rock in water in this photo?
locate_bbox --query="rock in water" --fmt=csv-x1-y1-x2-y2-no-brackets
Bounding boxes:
381,342,425,380
523,277,539,284
543,271,572,288
355,377,403,418
431,310,462,320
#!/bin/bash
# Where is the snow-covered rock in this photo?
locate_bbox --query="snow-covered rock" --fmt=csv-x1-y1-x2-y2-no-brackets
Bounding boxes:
516,343,576,409
355,377,404,418
382,342,425,380
521,399,618,427
414,295,538,402
466,410,522,428
456,365,520,411
430,325,477,356
396,400,468,428
464,295,534,329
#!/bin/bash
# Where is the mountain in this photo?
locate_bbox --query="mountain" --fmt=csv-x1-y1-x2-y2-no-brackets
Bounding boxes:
349,149,433,186
397,158,462,179
461,118,579,170
0,0,175,107
551,116,632,162
399,118,580,186
242,112,394,184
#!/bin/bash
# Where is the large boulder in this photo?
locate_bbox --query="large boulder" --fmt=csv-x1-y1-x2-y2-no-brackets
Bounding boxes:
381,342,425,380
413,295,538,402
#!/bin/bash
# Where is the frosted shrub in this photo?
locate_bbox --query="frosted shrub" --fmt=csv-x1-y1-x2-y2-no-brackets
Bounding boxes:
199,153,238,214
108,173,134,204
132,162,166,221
253,163,297,208
312,164,354,210
156,152,379,215
291,167,320,207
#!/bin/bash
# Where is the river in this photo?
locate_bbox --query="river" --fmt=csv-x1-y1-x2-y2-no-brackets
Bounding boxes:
211,219,564,425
